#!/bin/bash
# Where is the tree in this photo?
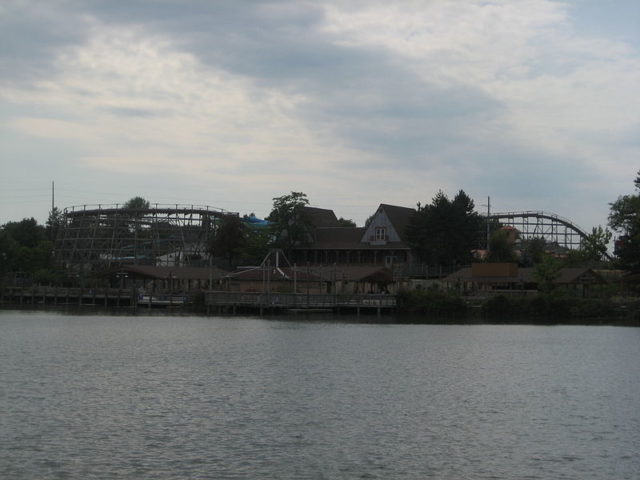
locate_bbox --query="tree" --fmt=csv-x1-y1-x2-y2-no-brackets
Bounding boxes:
0,218,53,276
267,191,311,254
208,215,247,268
521,237,546,266
123,196,150,210
608,170,640,270
238,226,272,266
533,255,562,294
2,218,46,248
122,197,151,236
336,217,356,227
582,226,612,260
487,228,519,263
46,207,63,242
564,226,612,267
405,189,483,266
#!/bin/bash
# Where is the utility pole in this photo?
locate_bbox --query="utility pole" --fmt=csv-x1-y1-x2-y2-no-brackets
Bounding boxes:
486,196,491,250
51,181,55,212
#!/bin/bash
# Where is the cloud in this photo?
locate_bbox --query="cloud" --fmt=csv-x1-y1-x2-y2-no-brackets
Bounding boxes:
1,0,639,229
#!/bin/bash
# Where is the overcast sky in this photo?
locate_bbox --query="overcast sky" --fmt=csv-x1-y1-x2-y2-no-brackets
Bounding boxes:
1,0,638,231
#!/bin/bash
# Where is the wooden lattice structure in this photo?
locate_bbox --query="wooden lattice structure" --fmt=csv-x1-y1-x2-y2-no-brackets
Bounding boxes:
489,211,588,250
55,204,237,271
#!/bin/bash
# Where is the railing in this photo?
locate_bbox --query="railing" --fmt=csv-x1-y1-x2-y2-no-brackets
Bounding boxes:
205,291,396,309
489,210,588,238
63,203,237,216
400,264,460,278
0,286,138,306
1,286,132,296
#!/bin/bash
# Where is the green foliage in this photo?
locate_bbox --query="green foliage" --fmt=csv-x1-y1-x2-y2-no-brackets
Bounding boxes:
267,191,311,253
487,228,519,263
2,218,46,248
0,218,53,276
32,268,63,286
123,196,150,210
521,237,546,266
533,255,562,294
562,226,612,268
209,215,247,267
608,171,640,270
397,286,468,316
336,217,356,227
406,189,483,266
238,227,272,266
582,226,612,261
480,294,522,319
46,207,63,241
481,294,621,321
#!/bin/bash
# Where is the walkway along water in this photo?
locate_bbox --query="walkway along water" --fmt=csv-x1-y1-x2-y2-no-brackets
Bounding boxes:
0,287,396,316
204,291,396,316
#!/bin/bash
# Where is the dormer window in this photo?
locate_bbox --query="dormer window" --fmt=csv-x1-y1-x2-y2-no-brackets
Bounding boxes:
374,226,386,241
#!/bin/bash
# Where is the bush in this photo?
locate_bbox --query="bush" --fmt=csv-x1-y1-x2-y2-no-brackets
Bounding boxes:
480,294,621,321
397,287,467,317
480,294,516,319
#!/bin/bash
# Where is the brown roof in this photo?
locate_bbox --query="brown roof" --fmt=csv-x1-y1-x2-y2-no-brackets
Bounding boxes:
379,204,415,240
303,226,410,250
225,265,393,283
113,265,228,280
301,206,340,228
225,266,321,282
313,265,394,283
445,267,605,285
313,227,366,248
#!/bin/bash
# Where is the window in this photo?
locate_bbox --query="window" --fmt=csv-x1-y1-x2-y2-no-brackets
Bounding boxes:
374,227,386,241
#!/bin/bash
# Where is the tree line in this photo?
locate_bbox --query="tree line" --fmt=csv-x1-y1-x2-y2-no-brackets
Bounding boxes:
2,173,640,285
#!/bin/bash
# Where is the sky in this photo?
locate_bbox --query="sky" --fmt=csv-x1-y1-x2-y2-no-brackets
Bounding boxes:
1,0,639,232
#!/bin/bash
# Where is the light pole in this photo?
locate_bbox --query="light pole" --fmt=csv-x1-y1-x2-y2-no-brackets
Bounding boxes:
481,196,491,251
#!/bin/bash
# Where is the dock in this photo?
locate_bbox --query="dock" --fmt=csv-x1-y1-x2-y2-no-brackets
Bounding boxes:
205,291,396,315
1,287,398,315
0,286,136,307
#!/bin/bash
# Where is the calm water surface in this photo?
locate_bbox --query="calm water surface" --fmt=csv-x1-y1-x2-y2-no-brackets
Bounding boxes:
1,310,639,479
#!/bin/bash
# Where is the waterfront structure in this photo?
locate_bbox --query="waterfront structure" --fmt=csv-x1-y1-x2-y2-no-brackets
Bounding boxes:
99,264,228,292
49,200,602,291
292,203,416,269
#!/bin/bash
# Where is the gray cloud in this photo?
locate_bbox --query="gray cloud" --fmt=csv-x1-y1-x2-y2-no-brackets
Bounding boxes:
0,2,91,85
1,0,638,232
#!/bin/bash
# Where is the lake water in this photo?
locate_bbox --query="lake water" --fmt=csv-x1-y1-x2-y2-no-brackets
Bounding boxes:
1,310,639,479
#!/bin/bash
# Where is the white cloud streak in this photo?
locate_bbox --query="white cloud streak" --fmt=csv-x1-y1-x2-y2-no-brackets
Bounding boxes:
1,0,638,228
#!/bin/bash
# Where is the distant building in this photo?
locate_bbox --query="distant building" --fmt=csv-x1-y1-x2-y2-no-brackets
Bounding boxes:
444,263,606,297
291,204,416,268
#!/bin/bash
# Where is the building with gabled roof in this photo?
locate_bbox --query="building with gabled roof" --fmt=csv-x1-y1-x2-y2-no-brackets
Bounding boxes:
301,206,340,229
291,203,417,269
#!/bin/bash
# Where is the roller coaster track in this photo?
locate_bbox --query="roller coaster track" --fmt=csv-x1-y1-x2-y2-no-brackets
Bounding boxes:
488,211,588,250
56,204,238,271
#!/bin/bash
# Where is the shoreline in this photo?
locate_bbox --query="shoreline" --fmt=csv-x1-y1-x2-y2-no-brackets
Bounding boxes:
2,304,639,327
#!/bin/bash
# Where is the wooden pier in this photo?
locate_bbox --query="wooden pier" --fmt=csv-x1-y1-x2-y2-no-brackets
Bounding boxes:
0,286,137,307
1,287,398,315
205,291,396,315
